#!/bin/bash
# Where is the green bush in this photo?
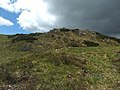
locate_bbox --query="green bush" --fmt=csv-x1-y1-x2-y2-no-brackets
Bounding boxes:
60,27,70,32
29,33,43,36
12,35,37,43
84,40,99,47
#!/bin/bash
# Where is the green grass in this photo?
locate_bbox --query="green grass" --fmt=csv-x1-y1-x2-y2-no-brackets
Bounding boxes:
67,46,120,89
0,45,120,89
0,30,120,90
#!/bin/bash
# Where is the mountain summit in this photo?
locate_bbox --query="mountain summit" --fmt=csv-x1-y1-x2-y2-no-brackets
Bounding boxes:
6,28,120,50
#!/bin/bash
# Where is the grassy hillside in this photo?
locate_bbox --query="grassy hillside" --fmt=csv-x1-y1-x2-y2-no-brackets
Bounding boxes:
0,28,120,90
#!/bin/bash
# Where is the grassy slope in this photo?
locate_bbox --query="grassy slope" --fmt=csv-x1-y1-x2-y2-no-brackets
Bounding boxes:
0,30,120,90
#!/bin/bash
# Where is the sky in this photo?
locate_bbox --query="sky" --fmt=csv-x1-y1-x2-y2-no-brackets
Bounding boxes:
0,0,120,37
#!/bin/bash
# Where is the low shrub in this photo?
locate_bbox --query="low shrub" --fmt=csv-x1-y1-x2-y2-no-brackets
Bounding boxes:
29,33,43,36
84,40,99,47
12,35,37,43
60,27,70,32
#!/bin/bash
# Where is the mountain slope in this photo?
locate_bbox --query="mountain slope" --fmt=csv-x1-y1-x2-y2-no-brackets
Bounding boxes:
0,28,120,90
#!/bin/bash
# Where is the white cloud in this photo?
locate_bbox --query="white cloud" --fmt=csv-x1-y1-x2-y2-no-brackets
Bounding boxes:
0,16,13,26
0,0,57,32
0,0,15,12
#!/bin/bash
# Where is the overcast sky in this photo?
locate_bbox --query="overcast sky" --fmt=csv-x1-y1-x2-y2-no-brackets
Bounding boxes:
0,0,120,36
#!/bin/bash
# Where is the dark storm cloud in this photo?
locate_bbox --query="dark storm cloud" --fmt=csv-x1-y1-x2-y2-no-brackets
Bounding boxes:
47,0,120,35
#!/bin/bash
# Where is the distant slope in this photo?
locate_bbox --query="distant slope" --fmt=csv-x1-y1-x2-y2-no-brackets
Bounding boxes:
5,28,120,51
0,28,120,90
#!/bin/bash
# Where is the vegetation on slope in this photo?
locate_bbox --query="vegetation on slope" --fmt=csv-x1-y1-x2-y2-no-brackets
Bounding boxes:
0,28,120,90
